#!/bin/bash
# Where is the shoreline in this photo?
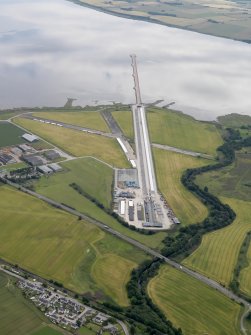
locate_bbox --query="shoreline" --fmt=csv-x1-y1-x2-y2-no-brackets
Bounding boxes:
68,0,251,45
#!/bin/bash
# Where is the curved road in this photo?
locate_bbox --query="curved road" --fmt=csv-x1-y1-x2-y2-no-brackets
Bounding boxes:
1,177,250,334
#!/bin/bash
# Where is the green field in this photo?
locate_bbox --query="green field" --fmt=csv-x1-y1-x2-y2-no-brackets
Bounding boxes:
183,198,251,287
218,113,251,128
112,110,134,139
148,265,241,335
153,148,209,225
147,108,223,155
0,122,24,147
240,240,251,297
0,185,148,306
36,157,113,207
14,117,129,168
32,327,63,335
197,152,251,202
0,110,25,120
35,158,166,250
33,111,110,132
0,272,57,335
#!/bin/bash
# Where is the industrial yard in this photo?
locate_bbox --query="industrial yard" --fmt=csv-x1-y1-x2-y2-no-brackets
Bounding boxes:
112,56,178,230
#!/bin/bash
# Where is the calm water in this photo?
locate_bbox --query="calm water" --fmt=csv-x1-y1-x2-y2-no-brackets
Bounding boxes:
1,0,251,120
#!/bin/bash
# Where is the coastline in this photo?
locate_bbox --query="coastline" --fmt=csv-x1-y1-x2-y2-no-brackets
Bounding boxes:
67,0,251,44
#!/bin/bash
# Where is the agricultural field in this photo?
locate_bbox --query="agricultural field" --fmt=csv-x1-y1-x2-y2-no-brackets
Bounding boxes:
153,148,209,225
0,122,24,147
112,110,134,139
148,265,242,335
35,158,166,250
196,152,251,202
239,241,251,297
0,272,58,335
0,185,148,306
33,111,110,132
14,117,129,168
147,108,223,155
183,198,251,287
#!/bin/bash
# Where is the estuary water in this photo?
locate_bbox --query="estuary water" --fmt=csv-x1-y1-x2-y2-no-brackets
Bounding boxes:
0,0,251,120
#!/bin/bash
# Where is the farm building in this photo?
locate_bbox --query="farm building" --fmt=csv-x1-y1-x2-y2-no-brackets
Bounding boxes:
44,150,60,160
49,163,62,172
23,155,44,166
22,133,39,143
18,144,35,153
37,165,53,174
11,147,23,156
0,153,16,165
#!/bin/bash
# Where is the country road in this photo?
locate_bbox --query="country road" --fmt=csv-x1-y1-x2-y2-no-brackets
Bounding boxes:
152,143,214,160
1,176,250,325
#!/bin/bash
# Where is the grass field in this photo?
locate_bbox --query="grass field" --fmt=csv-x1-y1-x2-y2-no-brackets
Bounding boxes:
240,241,251,297
32,327,63,335
36,157,113,207
35,158,166,250
0,272,52,335
147,108,223,155
0,185,148,306
0,122,24,147
217,113,251,128
92,254,135,305
153,148,209,225
14,117,129,168
35,158,166,249
196,152,251,202
111,110,134,139
183,198,251,287
33,111,110,132
148,265,241,335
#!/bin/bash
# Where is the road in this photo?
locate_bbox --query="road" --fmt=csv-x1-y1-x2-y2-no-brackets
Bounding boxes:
130,54,142,105
152,143,214,160
2,176,250,316
22,114,116,138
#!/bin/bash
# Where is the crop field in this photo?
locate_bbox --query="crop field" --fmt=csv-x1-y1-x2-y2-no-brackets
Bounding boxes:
147,108,223,155
0,272,50,335
0,186,148,306
240,241,251,297
0,122,24,147
196,152,251,202
35,158,166,250
112,110,134,139
33,111,110,132
153,148,209,225
183,198,251,287
14,117,129,168
148,265,241,335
